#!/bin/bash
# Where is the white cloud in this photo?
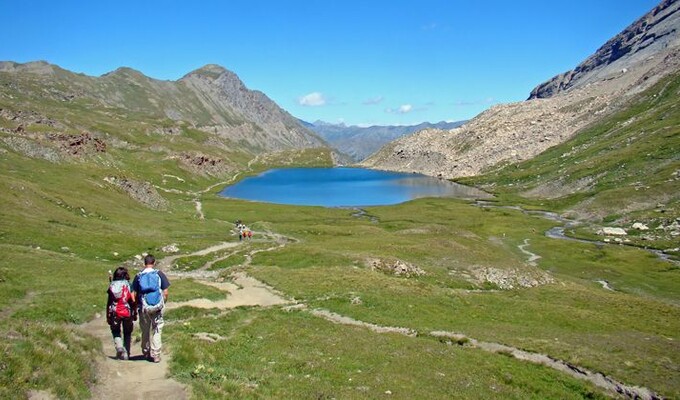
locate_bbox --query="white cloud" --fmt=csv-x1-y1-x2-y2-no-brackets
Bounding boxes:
362,96,384,105
385,104,415,115
453,98,496,107
298,92,327,107
398,104,413,114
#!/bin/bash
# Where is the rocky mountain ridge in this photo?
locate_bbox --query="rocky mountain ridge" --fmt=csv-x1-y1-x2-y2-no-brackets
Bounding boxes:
0,61,324,154
529,0,680,99
362,0,680,180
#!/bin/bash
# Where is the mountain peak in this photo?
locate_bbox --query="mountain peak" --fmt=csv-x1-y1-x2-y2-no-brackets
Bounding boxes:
198,64,227,73
182,64,233,81
101,66,146,78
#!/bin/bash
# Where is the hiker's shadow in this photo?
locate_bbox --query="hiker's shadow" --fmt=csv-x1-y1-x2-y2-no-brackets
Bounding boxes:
106,354,149,362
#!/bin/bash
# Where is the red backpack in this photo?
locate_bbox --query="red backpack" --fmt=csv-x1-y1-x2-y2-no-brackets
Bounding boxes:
108,280,132,319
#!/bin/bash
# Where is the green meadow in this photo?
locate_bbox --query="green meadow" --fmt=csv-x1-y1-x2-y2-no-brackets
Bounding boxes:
1,154,678,398
0,70,678,399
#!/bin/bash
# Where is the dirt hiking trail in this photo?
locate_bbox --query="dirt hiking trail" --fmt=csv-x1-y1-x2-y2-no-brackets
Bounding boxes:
82,236,290,400
82,314,188,400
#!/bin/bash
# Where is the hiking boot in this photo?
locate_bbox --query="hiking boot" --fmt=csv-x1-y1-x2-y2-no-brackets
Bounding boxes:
152,355,161,363
116,348,126,360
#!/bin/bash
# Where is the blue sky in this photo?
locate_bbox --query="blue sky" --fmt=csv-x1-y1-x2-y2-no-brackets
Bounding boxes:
0,0,660,126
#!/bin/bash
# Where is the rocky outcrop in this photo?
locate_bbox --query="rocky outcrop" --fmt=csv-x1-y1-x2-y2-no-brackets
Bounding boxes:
48,132,106,156
466,266,555,290
177,152,232,177
529,0,680,99
0,136,62,162
366,257,426,277
363,0,680,180
0,127,107,161
104,176,168,210
0,108,65,130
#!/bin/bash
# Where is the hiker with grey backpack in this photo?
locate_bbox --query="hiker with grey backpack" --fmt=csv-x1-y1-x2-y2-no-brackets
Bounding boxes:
131,254,170,363
106,267,136,360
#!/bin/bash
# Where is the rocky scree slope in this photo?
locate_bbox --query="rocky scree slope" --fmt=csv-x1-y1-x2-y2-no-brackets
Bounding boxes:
361,0,680,180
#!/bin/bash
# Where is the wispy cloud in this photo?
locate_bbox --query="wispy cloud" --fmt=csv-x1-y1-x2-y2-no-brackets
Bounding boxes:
421,22,450,32
385,104,414,114
298,92,327,107
362,96,384,105
421,22,439,31
452,97,496,106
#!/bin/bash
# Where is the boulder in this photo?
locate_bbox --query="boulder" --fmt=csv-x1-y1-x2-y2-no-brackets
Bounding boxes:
597,227,627,236
632,222,649,231
161,243,180,253
367,258,425,277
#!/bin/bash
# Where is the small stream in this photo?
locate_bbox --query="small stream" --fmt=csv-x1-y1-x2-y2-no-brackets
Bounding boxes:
476,201,677,264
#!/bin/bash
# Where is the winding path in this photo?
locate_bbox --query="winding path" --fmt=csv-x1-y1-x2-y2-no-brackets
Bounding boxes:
82,236,287,400
193,199,204,220
313,309,662,400
83,222,663,400
517,238,541,266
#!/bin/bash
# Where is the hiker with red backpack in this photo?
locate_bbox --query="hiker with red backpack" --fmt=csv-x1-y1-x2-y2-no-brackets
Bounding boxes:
131,254,170,363
106,267,136,360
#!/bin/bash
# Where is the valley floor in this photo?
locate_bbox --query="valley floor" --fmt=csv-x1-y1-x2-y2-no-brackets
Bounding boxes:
83,226,672,399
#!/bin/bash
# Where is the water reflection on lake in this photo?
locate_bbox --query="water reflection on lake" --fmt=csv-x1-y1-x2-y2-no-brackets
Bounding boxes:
220,167,490,207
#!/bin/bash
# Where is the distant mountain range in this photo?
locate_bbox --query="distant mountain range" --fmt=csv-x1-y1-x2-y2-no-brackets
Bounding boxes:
303,120,466,162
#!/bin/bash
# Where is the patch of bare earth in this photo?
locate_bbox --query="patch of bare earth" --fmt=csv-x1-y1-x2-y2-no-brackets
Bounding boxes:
82,314,189,400
165,272,291,310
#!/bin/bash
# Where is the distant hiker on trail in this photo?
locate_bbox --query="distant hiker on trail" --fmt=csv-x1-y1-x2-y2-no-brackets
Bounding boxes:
131,254,170,363
106,267,135,360
236,221,246,241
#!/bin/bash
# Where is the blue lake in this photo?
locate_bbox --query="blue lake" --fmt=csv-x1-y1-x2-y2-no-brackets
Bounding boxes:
220,167,490,207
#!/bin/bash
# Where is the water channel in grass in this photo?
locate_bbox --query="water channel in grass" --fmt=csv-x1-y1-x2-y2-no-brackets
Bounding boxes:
220,167,491,207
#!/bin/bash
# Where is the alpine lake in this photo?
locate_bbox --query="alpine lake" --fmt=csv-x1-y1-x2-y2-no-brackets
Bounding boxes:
220,167,491,207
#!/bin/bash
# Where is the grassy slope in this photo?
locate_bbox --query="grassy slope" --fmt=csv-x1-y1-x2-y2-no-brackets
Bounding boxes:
0,72,678,399
0,67,335,398
168,308,608,399
201,198,679,397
